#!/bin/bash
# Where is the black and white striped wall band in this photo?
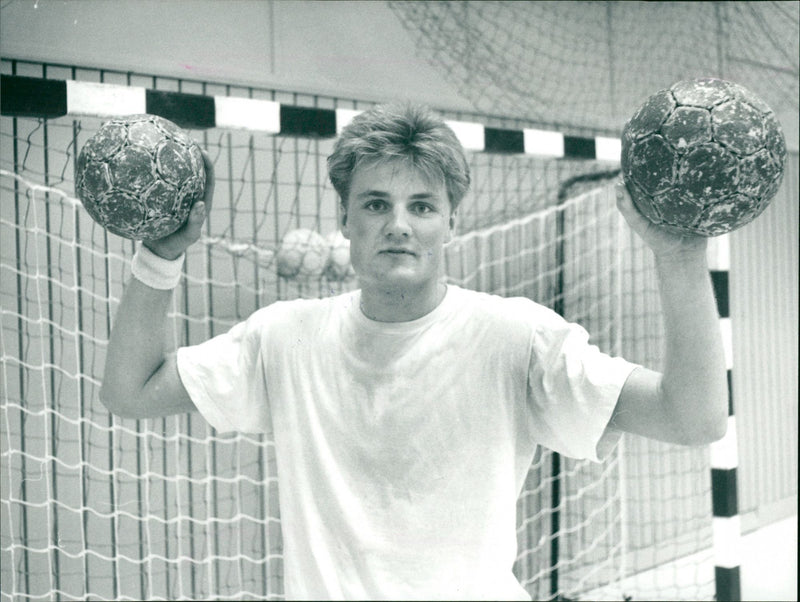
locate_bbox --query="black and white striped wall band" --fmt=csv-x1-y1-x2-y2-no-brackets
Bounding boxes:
1,74,621,161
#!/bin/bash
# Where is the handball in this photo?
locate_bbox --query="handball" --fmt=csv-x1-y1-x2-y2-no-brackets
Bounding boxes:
75,114,206,240
276,228,330,280
621,78,786,236
323,230,355,281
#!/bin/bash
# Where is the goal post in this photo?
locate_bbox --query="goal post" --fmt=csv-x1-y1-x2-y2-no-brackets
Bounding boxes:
3,62,716,601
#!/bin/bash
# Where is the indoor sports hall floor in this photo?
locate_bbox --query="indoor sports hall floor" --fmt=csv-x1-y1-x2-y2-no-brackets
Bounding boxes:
583,513,797,601
740,514,797,601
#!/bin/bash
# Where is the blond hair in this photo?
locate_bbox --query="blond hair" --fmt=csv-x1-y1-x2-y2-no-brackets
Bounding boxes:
327,103,470,211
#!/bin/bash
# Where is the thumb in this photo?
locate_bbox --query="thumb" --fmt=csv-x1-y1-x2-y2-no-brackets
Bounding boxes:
615,179,649,233
142,200,206,260
181,200,207,243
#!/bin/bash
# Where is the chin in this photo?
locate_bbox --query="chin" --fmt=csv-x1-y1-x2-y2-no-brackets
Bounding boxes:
364,267,429,290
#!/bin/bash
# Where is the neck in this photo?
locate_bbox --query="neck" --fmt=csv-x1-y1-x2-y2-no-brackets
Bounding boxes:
359,280,447,322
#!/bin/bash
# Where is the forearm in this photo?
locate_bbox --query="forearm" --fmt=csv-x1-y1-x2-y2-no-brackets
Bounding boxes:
653,248,728,440
98,152,212,418
99,278,178,416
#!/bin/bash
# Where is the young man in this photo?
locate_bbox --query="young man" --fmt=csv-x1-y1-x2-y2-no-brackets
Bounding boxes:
100,103,728,600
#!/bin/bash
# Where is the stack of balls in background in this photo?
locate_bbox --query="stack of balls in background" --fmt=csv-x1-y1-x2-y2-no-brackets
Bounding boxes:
275,228,354,282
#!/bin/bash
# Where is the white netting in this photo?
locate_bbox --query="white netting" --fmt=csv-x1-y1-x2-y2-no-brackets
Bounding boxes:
1,168,287,600
0,40,726,591
388,1,799,149
2,162,714,600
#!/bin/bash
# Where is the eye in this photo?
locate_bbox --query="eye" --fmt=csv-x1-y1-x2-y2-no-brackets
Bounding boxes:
364,199,388,212
410,203,435,216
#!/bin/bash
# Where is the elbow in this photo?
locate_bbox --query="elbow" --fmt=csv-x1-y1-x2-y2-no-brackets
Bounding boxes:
98,383,142,420
704,410,729,444
701,385,730,444
98,383,115,414
662,373,729,445
98,384,123,418
679,398,729,446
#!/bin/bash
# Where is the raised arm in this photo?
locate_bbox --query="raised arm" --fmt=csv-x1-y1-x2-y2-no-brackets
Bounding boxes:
98,152,215,420
610,182,728,445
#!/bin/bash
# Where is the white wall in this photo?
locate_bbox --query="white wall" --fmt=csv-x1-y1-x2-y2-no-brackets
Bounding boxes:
0,0,474,110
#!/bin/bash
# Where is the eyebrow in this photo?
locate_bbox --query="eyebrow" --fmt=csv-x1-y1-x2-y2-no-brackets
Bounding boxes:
355,190,390,199
355,190,438,200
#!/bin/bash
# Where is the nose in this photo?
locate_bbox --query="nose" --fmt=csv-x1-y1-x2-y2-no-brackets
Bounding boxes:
384,205,412,238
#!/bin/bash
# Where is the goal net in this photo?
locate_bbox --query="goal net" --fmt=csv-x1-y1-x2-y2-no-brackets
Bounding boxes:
2,100,715,600
387,0,799,149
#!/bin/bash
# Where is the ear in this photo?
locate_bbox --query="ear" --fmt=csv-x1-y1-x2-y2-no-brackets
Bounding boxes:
445,211,457,243
340,202,350,239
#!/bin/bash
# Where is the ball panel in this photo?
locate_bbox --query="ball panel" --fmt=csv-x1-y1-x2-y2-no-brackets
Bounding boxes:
127,118,164,148
694,194,761,236
140,179,180,215
712,100,765,155
156,140,198,186
625,179,664,224
98,191,147,239
186,144,205,177
662,106,712,149
78,161,112,200
677,143,740,204
151,114,186,140
80,122,128,160
655,193,704,227
762,113,787,164
755,168,783,211
624,89,676,140
180,174,205,204
726,81,773,115
738,149,782,199
78,180,109,227
628,134,676,195
109,146,157,192
670,78,730,107
620,130,634,178
139,214,185,240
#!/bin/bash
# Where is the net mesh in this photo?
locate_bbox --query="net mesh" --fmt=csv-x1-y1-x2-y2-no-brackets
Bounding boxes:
2,110,713,600
388,1,799,148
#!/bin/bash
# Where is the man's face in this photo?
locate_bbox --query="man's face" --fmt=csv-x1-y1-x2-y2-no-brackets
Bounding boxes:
342,160,454,292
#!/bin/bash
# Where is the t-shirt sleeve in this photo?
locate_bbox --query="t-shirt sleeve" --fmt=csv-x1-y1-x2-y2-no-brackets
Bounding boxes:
176,309,271,434
525,305,639,462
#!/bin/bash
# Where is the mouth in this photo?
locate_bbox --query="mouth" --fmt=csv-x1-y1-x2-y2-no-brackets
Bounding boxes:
379,248,417,257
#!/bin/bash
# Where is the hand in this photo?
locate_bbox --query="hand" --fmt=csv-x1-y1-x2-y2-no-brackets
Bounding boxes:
143,149,215,260
615,179,707,261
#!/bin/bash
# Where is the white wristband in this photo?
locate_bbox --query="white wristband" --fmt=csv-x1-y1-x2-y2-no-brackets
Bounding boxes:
131,245,185,290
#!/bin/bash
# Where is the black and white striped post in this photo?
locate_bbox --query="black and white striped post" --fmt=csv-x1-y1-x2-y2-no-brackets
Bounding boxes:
707,233,742,602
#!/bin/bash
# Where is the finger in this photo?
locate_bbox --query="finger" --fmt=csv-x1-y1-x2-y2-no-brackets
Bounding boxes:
167,198,206,242
183,200,207,241
615,179,654,237
200,149,215,212
614,180,637,221
615,179,632,210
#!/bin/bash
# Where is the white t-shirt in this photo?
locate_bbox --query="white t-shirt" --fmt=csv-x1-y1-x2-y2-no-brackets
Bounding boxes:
177,285,637,600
